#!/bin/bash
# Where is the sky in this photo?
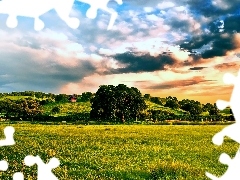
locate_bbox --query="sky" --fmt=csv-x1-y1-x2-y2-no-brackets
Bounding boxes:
0,0,240,104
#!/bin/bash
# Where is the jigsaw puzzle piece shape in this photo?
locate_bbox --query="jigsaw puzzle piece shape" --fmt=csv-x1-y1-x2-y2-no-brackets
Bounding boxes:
206,149,240,179
24,155,60,180
54,0,80,29
0,160,8,171
212,123,240,145
13,172,24,180
223,73,237,85
0,0,80,30
78,0,122,30
0,0,51,30
0,126,15,147
216,100,229,111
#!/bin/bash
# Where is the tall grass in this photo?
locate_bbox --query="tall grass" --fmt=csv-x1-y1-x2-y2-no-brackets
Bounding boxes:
0,124,237,179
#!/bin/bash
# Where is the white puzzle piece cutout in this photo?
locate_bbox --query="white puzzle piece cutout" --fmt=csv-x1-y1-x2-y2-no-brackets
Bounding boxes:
0,0,123,31
0,126,15,146
0,126,15,174
0,0,79,31
212,71,240,145
0,160,8,171
206,70,240,179
24,155,60,180
77,0,123,30
13,172,24,180
206,149,240,179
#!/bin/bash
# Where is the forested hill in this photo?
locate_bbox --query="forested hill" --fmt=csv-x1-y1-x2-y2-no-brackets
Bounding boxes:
0,90,231,118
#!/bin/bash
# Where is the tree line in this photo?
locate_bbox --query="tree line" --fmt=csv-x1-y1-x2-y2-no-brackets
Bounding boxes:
0,85,234,123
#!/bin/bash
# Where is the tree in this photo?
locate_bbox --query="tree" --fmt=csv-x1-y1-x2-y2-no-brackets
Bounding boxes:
203,103,220,115
51,106,60,114
179,99,202,115
90,84,147,123
144,94,151,100
79,92,93,102
203,103,212,112
55,94,68,102
164,96,179,109
15,98,43,120
150,97,163,105
209,103,220,115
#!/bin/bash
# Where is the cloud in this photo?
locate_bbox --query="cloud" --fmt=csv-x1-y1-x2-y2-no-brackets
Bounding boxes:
212,0,240,12
189,67,207,70
146,14,160,21
179,15,240,60
0,29,98,93
143,7,154,13
214,62,240,72
157,2,175,9
108,51,177,74
136,76,215,90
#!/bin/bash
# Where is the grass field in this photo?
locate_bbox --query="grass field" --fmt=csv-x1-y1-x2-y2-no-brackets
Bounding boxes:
0,124,238,179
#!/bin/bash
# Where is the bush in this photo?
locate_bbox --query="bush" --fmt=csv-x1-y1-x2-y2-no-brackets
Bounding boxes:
51,106,60,114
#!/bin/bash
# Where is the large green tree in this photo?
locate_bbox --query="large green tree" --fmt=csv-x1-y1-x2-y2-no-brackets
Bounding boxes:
15,98,43,120
0,98,43,120
203,103,220,115
90,84,147,123
179,99,203,115
164,96,179,109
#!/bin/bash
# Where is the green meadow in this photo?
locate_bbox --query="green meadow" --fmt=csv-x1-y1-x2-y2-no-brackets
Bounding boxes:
0,124,238,179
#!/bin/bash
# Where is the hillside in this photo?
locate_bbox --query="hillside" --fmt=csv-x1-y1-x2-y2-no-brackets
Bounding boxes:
0,93,231,118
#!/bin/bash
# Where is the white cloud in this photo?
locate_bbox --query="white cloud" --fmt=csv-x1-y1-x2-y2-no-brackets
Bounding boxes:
89,45,97,52
146,14,160,21
212,0,231,10
99,48,114,55
157,2,175,9
112,21,133,34
144,7,154,13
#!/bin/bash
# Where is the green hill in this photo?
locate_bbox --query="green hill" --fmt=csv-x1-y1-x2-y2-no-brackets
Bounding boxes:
43,100,191,117
0,93,231,117
43,101,91,116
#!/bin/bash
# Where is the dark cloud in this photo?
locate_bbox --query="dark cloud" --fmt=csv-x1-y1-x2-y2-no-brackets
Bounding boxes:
181,0,240,17
139,76,214,90
189,67,207,70
126,0,240,18
108,51,176,74
224,15,240,33
201,34,235,58
180,15,240,59
164,18,193,34
0,49,96,93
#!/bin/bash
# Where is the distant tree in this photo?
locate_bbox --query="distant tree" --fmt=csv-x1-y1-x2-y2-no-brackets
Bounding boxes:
23,91,35,96
203,103,212,112
179,99,202,115
0,99,18,119
79,92,93,102
164,96,179,109
34,91,44,99
150,97,163,105
144,94,151,100
51,106,60,114
90,84,147,123
209,103,220,115
55,94,68,102
16,98,43,120
203,103,220,115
